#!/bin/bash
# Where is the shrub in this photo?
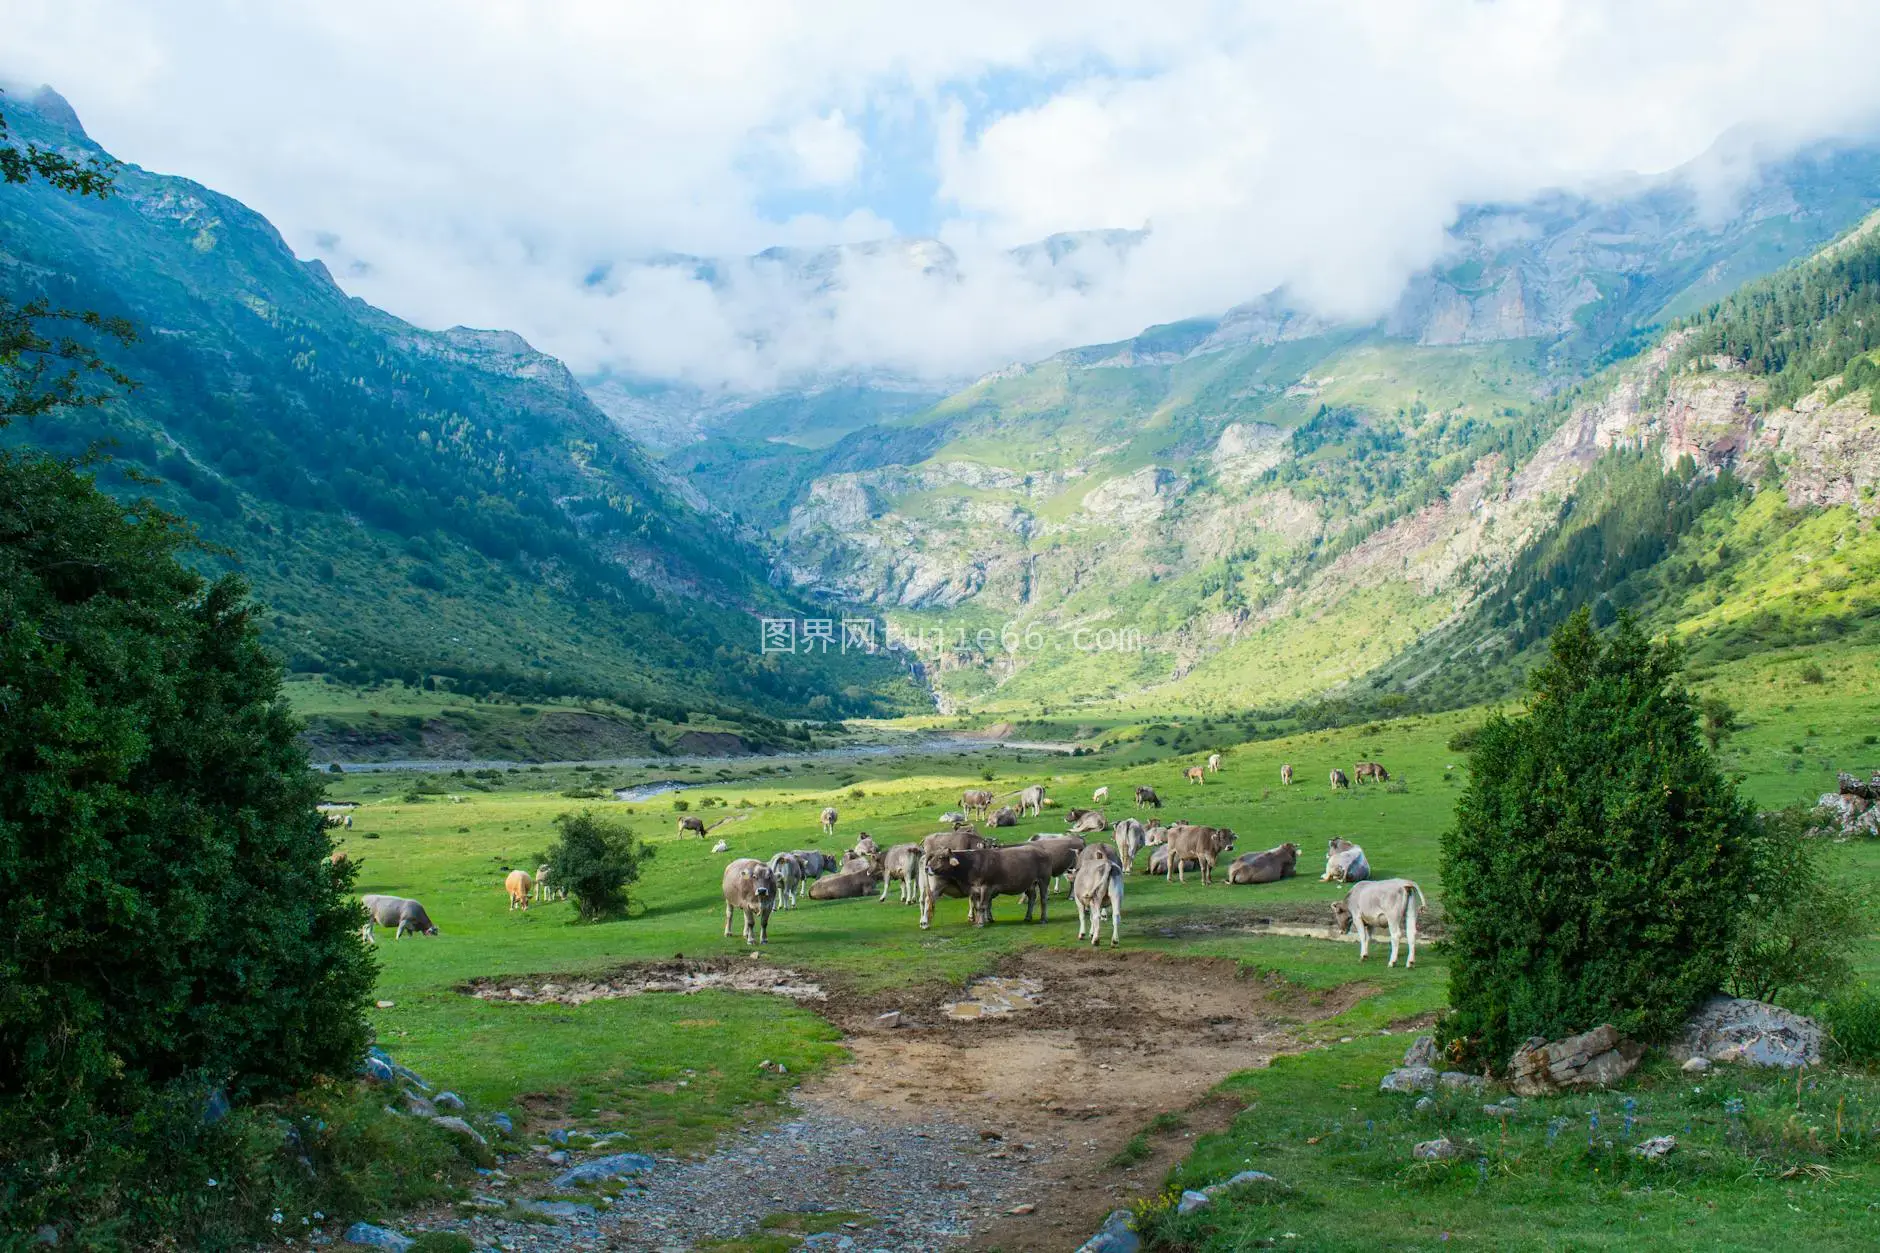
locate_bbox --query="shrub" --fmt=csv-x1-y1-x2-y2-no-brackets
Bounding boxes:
1726,805,1867,1003
1800,661,1826,684
1439,611,1758,1065
1824,986,1880,1065
1699,696,1738,751
541,809,654,921
672,798,690,812
1446,725,1482,752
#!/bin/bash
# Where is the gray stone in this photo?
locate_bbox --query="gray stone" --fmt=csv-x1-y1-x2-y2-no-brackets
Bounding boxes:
1177,1189,1211,1214
1632,1135,1677,1161
552,1151,657,1188
1483,1104,1517,1118
486,1112,514,1135
1414,1097,1435,1113
401,1090,437,1118
875,1011,902,1028
32,1227,58,1247
1203,1170,1281,1197
1438,1071,1484,1091
434,1091,466,1112
1508,1025,1642,1095
391,1063,431,1092
359,1055,396,1084
432,1115,487,1146
521,1200,596,1221
548,1127,571,1146
545,1150,568,1166
1681,1056,1711,1074
1379,1066,1439,1093
1075,1209,1142,1253
342,1222,413,1251
1401,1035,1437,1067
1412,1137,1460,1161
1673,996,1822,1069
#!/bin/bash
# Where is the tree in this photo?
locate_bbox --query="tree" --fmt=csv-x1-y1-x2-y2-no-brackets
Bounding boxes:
1726,805,1867,1004
1439,610,1758,1065
1700,696,1739,751
542,810,655,921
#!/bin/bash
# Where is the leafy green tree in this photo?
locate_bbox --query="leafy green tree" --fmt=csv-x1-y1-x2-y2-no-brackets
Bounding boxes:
541,810,655,921
1700,695,1739,751
1726,805,1867,1004
1439,610,1758,1064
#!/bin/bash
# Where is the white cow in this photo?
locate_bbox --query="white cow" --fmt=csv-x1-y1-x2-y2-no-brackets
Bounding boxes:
1072,846,1125,947
1092,785,1110,803
1111,818,1148,871
767,852,807,909
1320,838,1371,883
1331,879,1424,968
820,806,839,835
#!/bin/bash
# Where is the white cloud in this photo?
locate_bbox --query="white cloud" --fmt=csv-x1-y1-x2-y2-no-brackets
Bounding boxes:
8,1,1880,393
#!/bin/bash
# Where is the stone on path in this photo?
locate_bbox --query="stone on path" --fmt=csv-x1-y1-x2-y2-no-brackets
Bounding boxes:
342,1222,413,1251
552,1151,657,1188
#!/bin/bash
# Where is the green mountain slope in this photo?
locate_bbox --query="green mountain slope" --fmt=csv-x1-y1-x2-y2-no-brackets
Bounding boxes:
0,91,919,721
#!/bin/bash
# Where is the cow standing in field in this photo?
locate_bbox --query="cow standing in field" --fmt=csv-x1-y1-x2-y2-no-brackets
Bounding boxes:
1354,761,1389,784
1207,753,1222,774
1111,818,1148,870
918,828,997,928
1184,765,1206,785
1163,824,1236,884
789,850,840,879
1092,785,1110,803
532,864,566,902
362,895,439,939
961,789,995,820
924,844,1053,927
1073,845,1125,947
768,852,808,908
820,807,839,836
877,843,923,904
1025,834,1087,896
1320,838,1371,883
1280,764,1294,786
722,859,776,945
1010,784,1047,818
1331,879,1425,967
1135,785,1162,809
1329,768,1351,790
678,815,708,837
1226,842,1298,885
504,869,533,911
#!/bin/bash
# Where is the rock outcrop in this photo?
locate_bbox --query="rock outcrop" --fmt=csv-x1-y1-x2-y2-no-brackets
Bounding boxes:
1672,997,1822,1069
1508,1025,1642,1095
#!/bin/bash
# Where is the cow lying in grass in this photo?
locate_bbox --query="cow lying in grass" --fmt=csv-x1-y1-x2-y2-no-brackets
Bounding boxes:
1227,842,1298,884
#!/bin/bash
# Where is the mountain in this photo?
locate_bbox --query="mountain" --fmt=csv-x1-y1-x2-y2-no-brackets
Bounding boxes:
0,88,921,722
689,140,1880,714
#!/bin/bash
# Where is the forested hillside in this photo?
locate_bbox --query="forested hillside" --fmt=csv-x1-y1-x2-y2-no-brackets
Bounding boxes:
0,90,920,722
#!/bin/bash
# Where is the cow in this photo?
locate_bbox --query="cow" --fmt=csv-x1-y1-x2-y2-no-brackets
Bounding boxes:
808,869,878,900
838,851,880,877
1280,763,1294,786
504,869,533,911
1207,753,1222,774
1184,765,1206,785
362,895,439,939
1072,845,1126,947
924,845,1053,927
877,843,923,904
1329,768,1351,790
1069,809,1108,834
678,815,708,837
789,850,840,879
1321,838,1371,882
820,806,839,836
1331,879,1425,967
1226,842,1298,885
721,859,775,945
1092,785,1110,803
1135,785,1163,809
711,838,730,853
918,828,996,928
961,789,995,820
358,920,376,946
768,852,808,908
1163,824,1236,884
990,806,1019,828
1147,845,1200,876
531,863,565,902
1006,784,1046,817
1025,834,1086,895
1354,761,1389,784
850,832,879,860
1111,817,1148,870
1143,822,1173,846
329,849,350,868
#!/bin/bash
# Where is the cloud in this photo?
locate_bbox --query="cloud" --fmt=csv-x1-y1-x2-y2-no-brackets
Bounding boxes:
9,1,1880,393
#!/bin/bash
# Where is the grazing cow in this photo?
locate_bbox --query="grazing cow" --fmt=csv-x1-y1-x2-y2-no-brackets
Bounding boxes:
504,869,533,911
721,859,775,945
1111,818,1148,870
820,806,839,836
1025,834,1087,895
1280,763,1294,786
990,806,1019,828
1147,845,1200,876
1163,824,1237,884
768,852,808,908
1184,765,1206,785
1092,785,1110,803
1226,842,1299,885
343,813,353,829
918,828,996,928
1329,768,1351,790
1135,785,1163,809
1073,845,1126,947
1331,879,1425,967
1008,784,1047,817
1354,761,1389,784
678,815,708,837
1069,809,1108,834
808,869,878,900
329,849,350,868
1207,753,1222,774
961,789,995,820
924,845,1053,926
877,843,923,904
789,850,840,879
362,895,439,939
1321,837,1371,882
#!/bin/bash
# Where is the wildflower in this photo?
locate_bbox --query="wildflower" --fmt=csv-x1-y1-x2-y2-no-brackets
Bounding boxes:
269,1210,283,1225
206,1178,217,1188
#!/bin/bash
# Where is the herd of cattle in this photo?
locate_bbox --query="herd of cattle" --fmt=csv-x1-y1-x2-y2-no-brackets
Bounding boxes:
352,757,1424,967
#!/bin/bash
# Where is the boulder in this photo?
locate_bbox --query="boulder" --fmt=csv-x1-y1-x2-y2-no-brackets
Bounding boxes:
200,1088,231,1126
1075,1210,1141,1253
1379,1066,1439,1094
1401,1035,1437,1067
1680,1057,1711,1074
433,1091,466,1112
359,1055,396,1085
1412,1137,1460,1161
1438,1071,1484,1092
485,1112,514,1135
1202,1170,1281,1198
401,1090,437,1118
1672,997,1822,1069
1633,1135,1677,1161
431,1115,487,1146
552,1151,657,1189
342,1223,413,1251
1507,1025,1642,1095
1177,1189,1212,1215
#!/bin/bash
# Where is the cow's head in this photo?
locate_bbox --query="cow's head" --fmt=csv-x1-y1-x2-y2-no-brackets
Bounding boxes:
1328,837,1354,853
1330,899,1352,934
1213,828,1237,852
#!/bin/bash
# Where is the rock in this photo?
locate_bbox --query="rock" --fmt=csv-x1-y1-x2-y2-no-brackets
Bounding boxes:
875,1011,902,1028
360,1055,396,1084
485,1112,514,1135
552,1151,656,1188
1402,1035,1437,1067
711,839,730,853
402,1091,437,1118
1507,1025,1642,1095
1379,1066,1439,1094
1483,1104,1517,1118
1438,1071,1484,1091
978,1128,1004,1141
1681,1057,1711,1074
1412,1137,1461,1161
341,1222,413,1251
391,1063,431,1092
1204,1170,1281,1195
1177,1189,1211,1214
1632,1135,1677,1161
548,1128,571,1146
1673,996,1822,1069
1007,1202,1036,1214
432,1115,487,1146
434,1091,466,1112
1075,1209,1142,1253
521,1200,596,1220
545,1150,568,1166
200,1087,231,1125
376,1000,396,1009
32,1227,57,1247
1414,1097,1435,1113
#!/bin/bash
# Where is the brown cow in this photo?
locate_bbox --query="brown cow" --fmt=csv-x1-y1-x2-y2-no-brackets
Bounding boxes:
1184,765,1206,785
1226,842,1299,885
1280,763,1294,786
1146,845,1199,876
877,843,923,904
1069,809,1108,834
918,828,996,928
1135,785,1163,809
678,815,708,837
808,869,878,900
1163,824,1237,884
1025,834,1087,895
1072,845,1125,947
961,789,995,819
1329,768,1351,790
721,858,775,944
850,832,880,859
924,845,1053,927
1354,761,1390,784
504,868,533,911
820,806,839,835
989,805,1019,828
1111,817,1148,870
